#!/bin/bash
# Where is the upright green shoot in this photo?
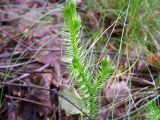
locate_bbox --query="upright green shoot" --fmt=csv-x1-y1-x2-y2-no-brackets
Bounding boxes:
63,0,114,118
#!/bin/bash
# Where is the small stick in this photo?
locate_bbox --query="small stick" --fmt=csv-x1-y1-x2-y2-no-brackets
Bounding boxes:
0,60,36,69
6,64,50,83
5,94,58,110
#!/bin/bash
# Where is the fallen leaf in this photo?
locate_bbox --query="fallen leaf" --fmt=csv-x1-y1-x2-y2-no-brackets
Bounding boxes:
59,85,87,115
104,81,129,103
37,51,61,64
147,52,160,71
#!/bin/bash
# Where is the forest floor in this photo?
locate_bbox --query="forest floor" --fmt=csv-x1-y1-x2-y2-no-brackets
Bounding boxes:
0,0,160,120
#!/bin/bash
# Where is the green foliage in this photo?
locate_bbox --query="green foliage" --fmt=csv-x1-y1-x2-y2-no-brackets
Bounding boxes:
95,57,114,91
63,0,114,118
146,98,160,120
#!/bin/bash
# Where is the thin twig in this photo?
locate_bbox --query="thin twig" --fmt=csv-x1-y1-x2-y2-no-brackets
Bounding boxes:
1,48,146,60
0,60,36,69
5,94,58,110
6,63,50,83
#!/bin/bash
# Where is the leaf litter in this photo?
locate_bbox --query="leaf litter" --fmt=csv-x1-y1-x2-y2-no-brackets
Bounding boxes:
0,0,160,120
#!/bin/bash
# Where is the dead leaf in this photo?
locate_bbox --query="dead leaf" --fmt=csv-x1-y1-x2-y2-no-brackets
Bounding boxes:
37,51,61,64
59,85,87,115
147,52,160,71
99,81,129,120
104,81,129,103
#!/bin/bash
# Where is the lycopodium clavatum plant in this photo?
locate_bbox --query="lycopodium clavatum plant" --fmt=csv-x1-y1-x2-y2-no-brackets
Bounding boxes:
62,0,114,118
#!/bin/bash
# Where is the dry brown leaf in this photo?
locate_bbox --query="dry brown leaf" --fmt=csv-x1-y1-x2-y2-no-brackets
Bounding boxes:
99,81,129,119
104,81,129,103
37,51,61,64
147,52,160,71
